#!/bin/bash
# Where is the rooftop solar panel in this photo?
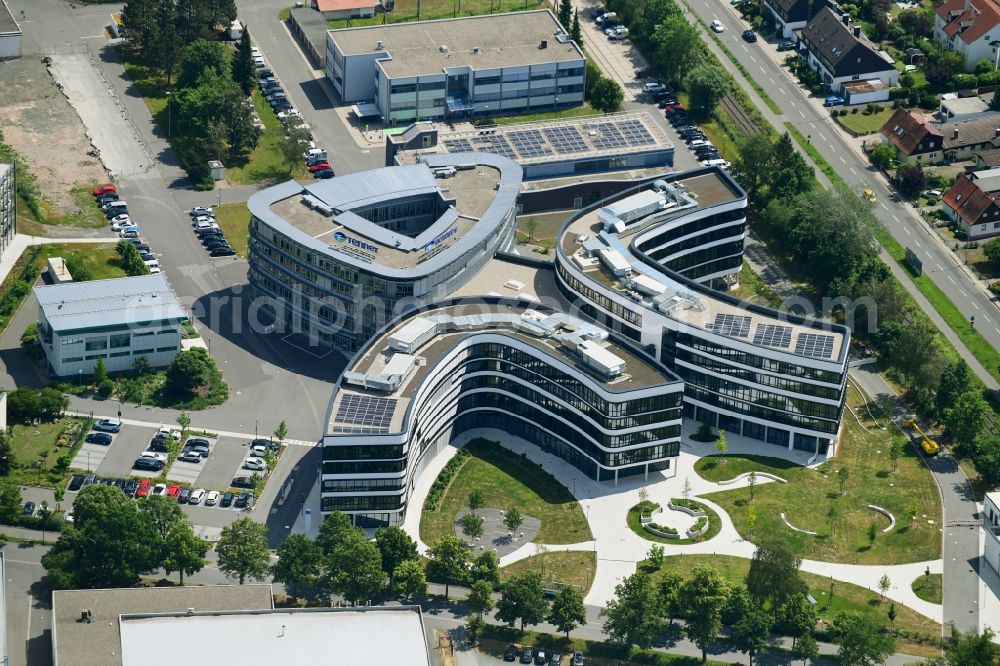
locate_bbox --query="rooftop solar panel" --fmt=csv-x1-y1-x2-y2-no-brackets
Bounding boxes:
794,333,835,359
543,126,588,154
335,394,398,429
711,313,751,338
752,324,793,349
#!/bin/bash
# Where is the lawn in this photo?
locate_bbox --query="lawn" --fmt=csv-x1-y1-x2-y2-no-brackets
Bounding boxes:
647,554,942,657
33,244,127,281
834,108,894,136
698,385,942,565
698,118,740,162
8,417,90,488
327,0,538,29
486,104,598,127
212,202,250,257
420,438,592,547
224,93,310,185
625,500,723,545
501,551,595,593
911,573,942,605
516,211,569,247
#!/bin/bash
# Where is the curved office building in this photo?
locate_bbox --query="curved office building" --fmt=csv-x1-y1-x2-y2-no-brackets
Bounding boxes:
556,168,849,455
247,153,521,351
322,299,684,527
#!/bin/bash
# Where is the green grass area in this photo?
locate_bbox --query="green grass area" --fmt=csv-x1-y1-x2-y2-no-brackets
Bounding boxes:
8,417,90,488
485,104,598,127
625,500,722,545
34,185,115,229
225,93,310,185
33,244,126,281
420,438,592,547
479,628,731,666
501,551,595,593
327,0,535,29
647,554,941,658
212,202,250,257
278,7,292,20
833,108,894,136
698,385,941,565
730,261,784,308
516,211,569,246
121,57,168,118
911,573,943,605
697,118,740,162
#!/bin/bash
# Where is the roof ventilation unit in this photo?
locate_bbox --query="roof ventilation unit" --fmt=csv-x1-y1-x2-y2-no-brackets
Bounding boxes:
376,40,384,49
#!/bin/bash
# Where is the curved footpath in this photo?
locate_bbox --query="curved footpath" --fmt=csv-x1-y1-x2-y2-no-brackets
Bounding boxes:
400,427,943,623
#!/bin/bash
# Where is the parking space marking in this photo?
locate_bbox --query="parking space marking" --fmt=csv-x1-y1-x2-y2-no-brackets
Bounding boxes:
167,458,203,484
71,441,111,473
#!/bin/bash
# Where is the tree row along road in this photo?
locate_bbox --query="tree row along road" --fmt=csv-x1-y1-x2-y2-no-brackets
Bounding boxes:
688,0,1000,369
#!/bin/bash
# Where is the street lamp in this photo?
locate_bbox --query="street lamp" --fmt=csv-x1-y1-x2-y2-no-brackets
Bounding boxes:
166,91,172,137
255,418,259,440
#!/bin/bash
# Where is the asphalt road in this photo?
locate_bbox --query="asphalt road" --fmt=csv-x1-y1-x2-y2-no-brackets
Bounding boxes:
685,0,1000,360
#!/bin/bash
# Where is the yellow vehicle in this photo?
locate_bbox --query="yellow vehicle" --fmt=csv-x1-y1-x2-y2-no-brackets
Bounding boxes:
905,418,940,455
863,187,877,204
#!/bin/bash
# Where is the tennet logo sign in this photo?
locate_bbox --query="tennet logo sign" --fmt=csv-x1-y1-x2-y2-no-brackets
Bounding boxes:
423,226,458,253
333,231,379,254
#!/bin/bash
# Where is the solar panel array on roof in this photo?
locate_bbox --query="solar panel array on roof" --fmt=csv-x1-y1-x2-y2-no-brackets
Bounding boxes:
475,134,517,159
617,118,656,146
794,332,835,359
543,126,589,154
443,138,474,153
753,324,793,349
507,129,552,158
335,394,398,430
711,313,751,338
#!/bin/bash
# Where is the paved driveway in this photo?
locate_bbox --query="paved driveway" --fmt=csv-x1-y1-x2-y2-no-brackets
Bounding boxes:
94,423,156,479
193,435,248,491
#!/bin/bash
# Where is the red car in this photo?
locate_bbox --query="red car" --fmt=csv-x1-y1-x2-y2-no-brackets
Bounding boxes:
308,162,330,173
166,484,181,498
664,103,685,113
92,184,117,197
135,479,151,498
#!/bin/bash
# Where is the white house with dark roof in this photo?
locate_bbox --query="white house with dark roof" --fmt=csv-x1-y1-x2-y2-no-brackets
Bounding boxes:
34,274,187,377
799,7,898,94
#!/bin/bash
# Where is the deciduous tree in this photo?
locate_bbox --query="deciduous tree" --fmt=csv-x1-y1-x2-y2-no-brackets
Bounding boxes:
944,390,988,454
467,579,495,618
503,507,523,534
272,533,323,596
653,13,701,87
831,612,896,666
393,559,428,600
470,549,501,589
426,536,470,597
601,572,664,648
731,596,771,665
462,512,485,541
496,570,549,631
216,517,270,584
327,529,383,604
590,77,624,113
685,64,728,116
549,585,586,637
468,489,485,513
375,525,418,587
163,522,209,585
684,566,729,662
746,541,805,613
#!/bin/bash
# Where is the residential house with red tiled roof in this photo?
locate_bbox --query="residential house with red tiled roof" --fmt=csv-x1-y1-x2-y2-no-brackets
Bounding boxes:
880,106,1000,164
316,0,378,20
934,0,1000,71
942,169,1000,239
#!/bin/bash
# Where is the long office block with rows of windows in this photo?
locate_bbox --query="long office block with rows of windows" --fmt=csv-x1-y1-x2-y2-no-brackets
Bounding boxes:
556,168,849,455
325,10,586,125
322,299,684,527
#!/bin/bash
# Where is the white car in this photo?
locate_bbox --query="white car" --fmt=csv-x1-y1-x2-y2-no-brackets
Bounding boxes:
243,457,267,471
249,444,269,457
205,490,220,506
144,260,159,272
157,426,181,442
148,265,161,274
188,488,206,505
711,19,725,32
277,109,300,120
192,215,215,225
189,207,212,216
140,451,168,463
151,483,167,496
111,213,131,224
643,82,667,94
110,219,131,231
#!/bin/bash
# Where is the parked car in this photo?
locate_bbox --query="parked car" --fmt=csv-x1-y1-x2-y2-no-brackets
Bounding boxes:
157,426,181,441
22,501,36,517
243,457,267,471
188,489,206,505
249,444,269,457
232,476,255,489
135,479,151,498
178,488,191,504
151,483,167,496
642,82,667,94
534,649,547,665
114,478,126,490
251,438,279,451
314,169,335,180
205,490,220,506
710,19,724,32
742,29,757,42
68,475,84,491
548,653,562,665
92,184,117,197
93,418,122,433
235,492,252,508
823,95,845,107
85,432,112,445
124,479,138,497
520,647,534,664
504,645,519,662
210,246,237,257
308,162,331,173
166,484,181,498
572,652,584,666
777,39,796,52
133,457,164,472
220,492,234,507
95,193,119,206
178,451,202,463
189,207,212,216
111,213,131,225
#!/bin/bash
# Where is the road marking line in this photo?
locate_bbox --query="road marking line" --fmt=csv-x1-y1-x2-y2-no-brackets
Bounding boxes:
995,326,1000,335
850,167,857,176
892,215,900,223
779,87,787,95
759,65,765,73
903,227,911,235
818,132,828,142
750,55,757,63
936,263,943,271
973,301,980,310
769,77,776,85
960,289,969,297
915,240,922,248
947,274,956,284
985,315,992,324
798,109,805,118
838,155,846,164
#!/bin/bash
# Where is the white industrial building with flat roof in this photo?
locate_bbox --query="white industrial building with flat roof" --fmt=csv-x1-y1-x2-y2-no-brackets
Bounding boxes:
34,274,187,377
325,10,585,125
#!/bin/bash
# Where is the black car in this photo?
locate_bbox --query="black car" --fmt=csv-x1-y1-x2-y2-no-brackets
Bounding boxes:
220,492,234,507
99,478,114,486
68,475,84,491
204,241,231,251
133,457,164,471
273,101,294,112
251,438,280,451
178,488,192,504
149,436,169,452
777,39,796,52
232,476,254,489
504,645,519,662
549,653,562,665
210,247,237,257
235,492,252,508
742,29,757,42
85,432,113,445
519,647,533,664
200,232,226,243
669,115,692,126
314,169,335,180
124,479,139,497
95,193,119,205
22,501,35,517
534,649,547,665
258,67,273,78
114,478,127,490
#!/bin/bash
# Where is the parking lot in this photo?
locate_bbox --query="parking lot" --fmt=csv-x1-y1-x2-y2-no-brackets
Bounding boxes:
185,435,251,491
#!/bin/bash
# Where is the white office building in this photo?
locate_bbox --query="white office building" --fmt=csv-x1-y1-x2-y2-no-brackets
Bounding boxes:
34,274,187,377
325,10,586,125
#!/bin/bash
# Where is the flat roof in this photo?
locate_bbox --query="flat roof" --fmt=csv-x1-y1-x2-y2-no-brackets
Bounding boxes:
118,607,429,666
0,0,19,35
398,112,672,166
52,585,273,666
34,274,187,333
328,10,583,78
249,153,522,278
559,168,848,363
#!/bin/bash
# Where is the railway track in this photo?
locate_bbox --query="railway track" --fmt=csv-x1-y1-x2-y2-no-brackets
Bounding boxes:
719,93,761,137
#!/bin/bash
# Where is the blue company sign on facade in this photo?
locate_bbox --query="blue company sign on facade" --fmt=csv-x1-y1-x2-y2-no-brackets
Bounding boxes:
333,230,379,254
424,226,458,253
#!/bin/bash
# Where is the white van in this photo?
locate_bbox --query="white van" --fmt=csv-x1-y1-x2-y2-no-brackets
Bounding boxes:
702,158,731,169
103,200,128,213
303,147,327,161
